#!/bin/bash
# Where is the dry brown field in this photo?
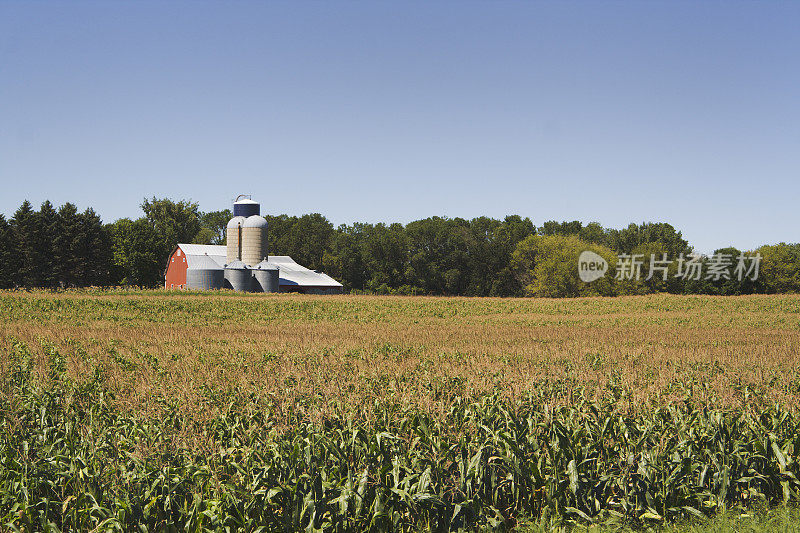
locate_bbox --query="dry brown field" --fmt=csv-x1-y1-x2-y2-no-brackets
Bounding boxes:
3,290,799,426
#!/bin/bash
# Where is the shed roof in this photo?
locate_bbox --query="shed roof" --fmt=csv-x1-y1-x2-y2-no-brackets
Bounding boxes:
267,256,343,287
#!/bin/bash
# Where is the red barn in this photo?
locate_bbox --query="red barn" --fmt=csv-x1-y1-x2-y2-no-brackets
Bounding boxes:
165,246,190,288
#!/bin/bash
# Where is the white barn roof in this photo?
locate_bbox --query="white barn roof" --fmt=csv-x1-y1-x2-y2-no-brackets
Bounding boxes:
267,256,342,287
176,244,343,289
179,244,227,268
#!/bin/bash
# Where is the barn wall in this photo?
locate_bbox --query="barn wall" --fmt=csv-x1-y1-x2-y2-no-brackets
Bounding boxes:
165,247,188,288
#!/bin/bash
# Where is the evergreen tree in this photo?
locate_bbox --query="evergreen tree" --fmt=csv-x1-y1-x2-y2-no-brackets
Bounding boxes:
11,201,45,288
78,207,112,286
0,215,17,289
54,203,82,287
36,201,59,287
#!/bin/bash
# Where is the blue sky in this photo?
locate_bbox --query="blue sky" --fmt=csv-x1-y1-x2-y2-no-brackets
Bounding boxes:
1,1,797,254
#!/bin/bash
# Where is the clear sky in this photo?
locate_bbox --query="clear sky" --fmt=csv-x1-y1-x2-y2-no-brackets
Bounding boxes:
1,1,797,254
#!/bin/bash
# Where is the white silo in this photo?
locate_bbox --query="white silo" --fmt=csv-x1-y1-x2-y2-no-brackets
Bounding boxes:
241,215,268,267
226,216,246,264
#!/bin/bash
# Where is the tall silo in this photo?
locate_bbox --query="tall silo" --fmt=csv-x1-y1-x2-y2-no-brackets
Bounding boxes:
233,196,260,218
224,260,252,292
241,214,268,267
226,216,245,264
253,259,280,293
186,254,224,290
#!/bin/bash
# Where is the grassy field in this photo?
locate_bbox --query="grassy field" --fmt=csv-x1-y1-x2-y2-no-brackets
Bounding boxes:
1,291,800,531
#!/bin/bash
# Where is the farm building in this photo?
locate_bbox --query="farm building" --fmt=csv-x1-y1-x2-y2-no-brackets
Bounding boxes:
164,197,343,294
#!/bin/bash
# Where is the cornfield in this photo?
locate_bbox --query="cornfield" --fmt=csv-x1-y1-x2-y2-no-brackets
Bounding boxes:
1,291,800,530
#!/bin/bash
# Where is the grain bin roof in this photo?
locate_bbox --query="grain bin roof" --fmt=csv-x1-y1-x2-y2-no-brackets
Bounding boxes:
254,260,279,271
224,259,249,270
187,254,223,271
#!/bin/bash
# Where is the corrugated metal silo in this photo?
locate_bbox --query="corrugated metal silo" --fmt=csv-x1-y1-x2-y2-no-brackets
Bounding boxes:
224,260,252,292
186,254,224,290
233,197,260,218
226,216,245,264
241,215,268,267
253,260,280,293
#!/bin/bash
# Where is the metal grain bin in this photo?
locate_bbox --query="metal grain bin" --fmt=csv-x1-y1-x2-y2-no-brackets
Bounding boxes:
226,216,245,264
186,254,224,290
241,215,268,267
224,260,252,292
253,260,280,293
233,198,260,218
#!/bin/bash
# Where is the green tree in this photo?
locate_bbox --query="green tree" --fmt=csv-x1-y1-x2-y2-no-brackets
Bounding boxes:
108,218,162,287
140,197,202,266
462,216,502,296
693,247,747,295
628,242,682,294
578,222,608,247
53,203,82,287
0,215,17,288
489,216,536,296
77,207,113,286
268,213,335,271
539,220,582,236
11,201,45,287
679,248,762,295
406,217,472,295
36,201,59,287
606,222,689,257
511,234,616,298
756,243,800,294
361,222,410,292
322,224,370,292
199,209,232,245
192,227,218,245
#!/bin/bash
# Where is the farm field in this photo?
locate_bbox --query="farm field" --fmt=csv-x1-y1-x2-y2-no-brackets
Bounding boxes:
2,291,800,531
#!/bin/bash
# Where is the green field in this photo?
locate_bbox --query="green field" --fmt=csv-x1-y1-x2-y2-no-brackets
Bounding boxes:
2,291,800,531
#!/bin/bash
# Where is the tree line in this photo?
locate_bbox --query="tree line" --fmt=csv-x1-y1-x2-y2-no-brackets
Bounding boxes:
1,198,798,297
